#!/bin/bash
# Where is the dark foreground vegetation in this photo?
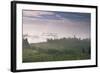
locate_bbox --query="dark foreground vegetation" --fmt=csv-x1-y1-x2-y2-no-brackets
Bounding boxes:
22,37,91,63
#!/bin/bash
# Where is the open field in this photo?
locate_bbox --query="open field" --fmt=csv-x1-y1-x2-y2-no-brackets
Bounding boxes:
22,38,91,63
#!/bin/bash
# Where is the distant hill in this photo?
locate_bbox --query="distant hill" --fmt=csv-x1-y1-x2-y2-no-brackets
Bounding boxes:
30,37,90,54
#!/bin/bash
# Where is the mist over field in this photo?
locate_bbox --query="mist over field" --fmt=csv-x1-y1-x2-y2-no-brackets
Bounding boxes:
22,10,91,62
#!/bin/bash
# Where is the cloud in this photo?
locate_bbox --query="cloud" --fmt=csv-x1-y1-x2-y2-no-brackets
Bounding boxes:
23,10,91,43
23,10,55,17
23,10,90,33
23,10,90,24
56,12,91,22
23,10,64,20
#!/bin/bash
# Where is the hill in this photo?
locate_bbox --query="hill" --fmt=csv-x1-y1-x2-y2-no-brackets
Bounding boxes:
22,37,91,62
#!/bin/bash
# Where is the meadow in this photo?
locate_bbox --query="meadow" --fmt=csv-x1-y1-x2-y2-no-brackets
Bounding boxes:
22,37,91,63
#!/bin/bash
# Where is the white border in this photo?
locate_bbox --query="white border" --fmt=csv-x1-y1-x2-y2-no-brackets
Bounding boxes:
16,3,96,70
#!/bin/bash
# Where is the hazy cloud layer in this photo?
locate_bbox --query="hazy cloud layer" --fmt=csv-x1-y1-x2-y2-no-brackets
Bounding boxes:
23,10,91,43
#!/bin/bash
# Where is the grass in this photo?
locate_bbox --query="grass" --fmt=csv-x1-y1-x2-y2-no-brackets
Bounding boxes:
22,38,91,63
22,48,90,63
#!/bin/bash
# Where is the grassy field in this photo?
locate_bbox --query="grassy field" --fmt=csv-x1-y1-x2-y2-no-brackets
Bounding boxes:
22,38,91,63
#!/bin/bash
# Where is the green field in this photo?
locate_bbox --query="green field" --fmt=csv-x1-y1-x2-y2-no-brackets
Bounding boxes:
22,38,91,63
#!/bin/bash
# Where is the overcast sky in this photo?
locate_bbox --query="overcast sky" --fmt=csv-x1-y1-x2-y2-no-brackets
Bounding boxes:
22,10,91,43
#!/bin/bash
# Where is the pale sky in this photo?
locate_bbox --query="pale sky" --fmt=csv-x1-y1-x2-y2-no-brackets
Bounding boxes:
22,10,91,43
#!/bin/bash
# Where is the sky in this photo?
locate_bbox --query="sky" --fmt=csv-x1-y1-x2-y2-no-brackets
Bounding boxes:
22,10,91,43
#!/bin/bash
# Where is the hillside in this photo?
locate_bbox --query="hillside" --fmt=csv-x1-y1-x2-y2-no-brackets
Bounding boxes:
22,37,91,62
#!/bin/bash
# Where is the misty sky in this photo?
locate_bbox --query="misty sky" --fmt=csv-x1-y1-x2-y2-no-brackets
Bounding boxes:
22,10,91,43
